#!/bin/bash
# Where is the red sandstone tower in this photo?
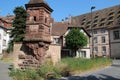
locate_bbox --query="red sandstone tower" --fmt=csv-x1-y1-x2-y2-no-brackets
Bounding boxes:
24,0,53,64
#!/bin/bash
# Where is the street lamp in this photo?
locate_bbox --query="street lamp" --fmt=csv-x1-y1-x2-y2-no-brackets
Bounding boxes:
91,6,95,58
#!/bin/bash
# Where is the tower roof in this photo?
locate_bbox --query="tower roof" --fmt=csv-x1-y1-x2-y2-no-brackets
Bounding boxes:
26,0,53,12
29,0,45,4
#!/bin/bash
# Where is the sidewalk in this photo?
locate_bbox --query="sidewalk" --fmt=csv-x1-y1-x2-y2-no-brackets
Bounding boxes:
0,61,12,80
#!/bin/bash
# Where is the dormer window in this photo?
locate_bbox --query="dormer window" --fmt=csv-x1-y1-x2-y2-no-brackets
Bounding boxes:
94,16,98,19
81,22,85,25
99,23,105,27
93,24,97,28
100,18,105,22
107,21,113,25
108,16,114,20
108,12,114,16
117,11,120,14
82,18,86,22
117,15,120,18
87,21,91,24
94,20,98,23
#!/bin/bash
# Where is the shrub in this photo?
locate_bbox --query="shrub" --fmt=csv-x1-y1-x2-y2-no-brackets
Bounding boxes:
37,63,61,79
9,69,26,80
26,69,39,80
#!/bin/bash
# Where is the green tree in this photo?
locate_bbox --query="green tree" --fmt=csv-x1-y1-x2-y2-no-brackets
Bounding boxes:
11,6,26,42
65,28,88,57
7,6,26,53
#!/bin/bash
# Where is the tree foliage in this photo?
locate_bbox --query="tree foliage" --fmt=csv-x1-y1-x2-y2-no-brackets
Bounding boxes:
7,6,26,53
65,28,88,55
11,6,26,42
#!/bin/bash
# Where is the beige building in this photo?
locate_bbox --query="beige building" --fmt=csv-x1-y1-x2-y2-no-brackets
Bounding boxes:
70,4,120,57
109,27,120,58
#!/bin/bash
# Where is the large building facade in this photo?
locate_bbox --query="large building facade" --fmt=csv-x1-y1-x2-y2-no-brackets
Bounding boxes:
70,5,120,58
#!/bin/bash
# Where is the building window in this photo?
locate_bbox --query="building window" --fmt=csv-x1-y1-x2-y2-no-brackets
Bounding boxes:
101,36,106,43
3,40,6,46
93,30,97,34
113,30,120,39
94,37,98,43
1,22,4,26
101,29,106,33
3,31,6,36
45,17,47,23
54,38,61,44
94,47,98,53
81,51,86,58
102,46,106,55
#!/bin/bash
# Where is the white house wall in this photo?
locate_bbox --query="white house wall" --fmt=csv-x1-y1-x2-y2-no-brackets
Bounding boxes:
63,28,91,58
0,28,11,54
0,28,4,54
76,48,90,58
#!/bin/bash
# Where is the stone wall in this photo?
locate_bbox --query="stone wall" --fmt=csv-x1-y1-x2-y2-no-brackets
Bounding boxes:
13,43,25,69
46,44,61,65
13,43,61,69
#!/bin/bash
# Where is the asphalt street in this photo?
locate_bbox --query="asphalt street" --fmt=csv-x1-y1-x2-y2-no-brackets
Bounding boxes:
0,61,12,80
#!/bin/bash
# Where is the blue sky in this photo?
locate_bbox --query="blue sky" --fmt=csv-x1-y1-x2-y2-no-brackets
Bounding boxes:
0,0,120,22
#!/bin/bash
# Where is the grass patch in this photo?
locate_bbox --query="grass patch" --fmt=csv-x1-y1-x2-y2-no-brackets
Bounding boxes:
9,57,112,80
61,57,112,75
1,58,13,63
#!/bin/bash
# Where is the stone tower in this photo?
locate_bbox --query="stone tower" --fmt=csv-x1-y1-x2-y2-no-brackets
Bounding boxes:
24,0,53,64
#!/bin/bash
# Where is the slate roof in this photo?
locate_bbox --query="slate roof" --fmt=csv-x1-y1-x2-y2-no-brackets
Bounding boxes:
26,0,53,12
71,4,120,30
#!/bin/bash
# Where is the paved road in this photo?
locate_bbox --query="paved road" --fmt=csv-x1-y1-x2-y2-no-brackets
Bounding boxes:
60,60,120,80
0,61,12,80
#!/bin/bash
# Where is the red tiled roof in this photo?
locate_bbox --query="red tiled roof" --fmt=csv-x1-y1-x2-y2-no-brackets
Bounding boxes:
51,22,68,36
0,16,14,29
0,16,14,23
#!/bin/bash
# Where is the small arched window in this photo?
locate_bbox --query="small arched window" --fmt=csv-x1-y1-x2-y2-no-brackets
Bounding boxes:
45,17,47,23
34,16,37,21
